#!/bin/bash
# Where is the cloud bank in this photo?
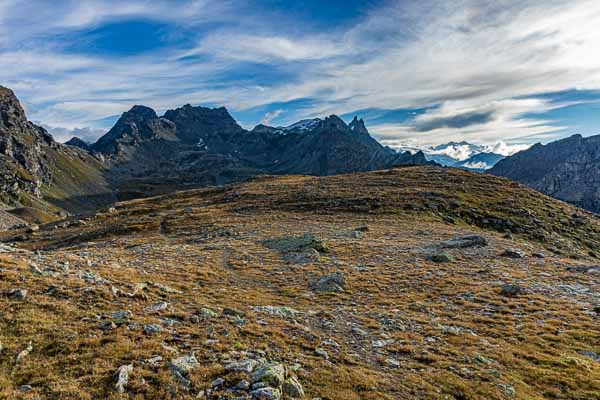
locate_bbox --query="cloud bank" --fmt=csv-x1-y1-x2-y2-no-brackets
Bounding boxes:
1,0,600,146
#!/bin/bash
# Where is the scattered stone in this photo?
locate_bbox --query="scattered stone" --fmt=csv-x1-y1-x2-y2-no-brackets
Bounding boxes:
211,377,225,388
15,341,33,364
567,265,600,274
78,270,108,285
252,363,285,387
199,307,218,318
19,385,33,392
252,305,299,318
250,387,281,400
145,301,169,313
310,272,346,293
434,235,488,249
7,288,27,300
223,307,245,318
498,383,516,397
263,234,327,254
151,282,183,294
143,324,163,334
225,359,258,373
501,249,525,259
532,252,545,259
315,347,329,360
168,354,198,390
500,284,523,297
427,252,452,263
285,248,320,264
115,364,133,393
282,376,305,398
99,321,118,331
385,358,401,368
237,379,251,390
578,350,600,363
112,310,133,319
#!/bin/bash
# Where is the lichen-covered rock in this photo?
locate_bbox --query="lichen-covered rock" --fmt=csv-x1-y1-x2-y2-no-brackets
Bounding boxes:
310,272,346,293
282,376,305,398
251,363,285,387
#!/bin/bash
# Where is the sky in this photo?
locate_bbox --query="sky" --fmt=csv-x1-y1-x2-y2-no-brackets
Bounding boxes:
1,0,600,151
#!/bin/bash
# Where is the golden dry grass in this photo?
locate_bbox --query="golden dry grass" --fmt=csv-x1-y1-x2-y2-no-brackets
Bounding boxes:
0,166,598,399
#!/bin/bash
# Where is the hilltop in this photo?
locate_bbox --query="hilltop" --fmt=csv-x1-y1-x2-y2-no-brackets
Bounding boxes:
0,166,598,399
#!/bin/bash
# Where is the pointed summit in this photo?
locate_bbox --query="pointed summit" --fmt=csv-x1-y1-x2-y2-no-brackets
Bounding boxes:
0,86,28,131
349,116,369,135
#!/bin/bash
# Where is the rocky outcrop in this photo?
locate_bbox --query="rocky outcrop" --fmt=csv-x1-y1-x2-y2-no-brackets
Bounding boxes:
65,137,90,150
489,134,600,212
0,86,114,215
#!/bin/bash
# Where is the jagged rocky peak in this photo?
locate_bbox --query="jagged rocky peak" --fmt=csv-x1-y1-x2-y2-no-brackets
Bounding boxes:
163,104,244,144
322,115,348,131
0,85,30,131
65,136,90,150
119,105,158,122
349,116,369,135
91,104,176,155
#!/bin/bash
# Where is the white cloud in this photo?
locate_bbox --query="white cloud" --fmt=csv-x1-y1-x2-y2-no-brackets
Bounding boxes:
260,109,284,125
2,0,600,145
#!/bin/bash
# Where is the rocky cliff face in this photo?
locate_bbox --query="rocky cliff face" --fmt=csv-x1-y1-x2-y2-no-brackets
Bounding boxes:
489,134,600,212
0,86,114,216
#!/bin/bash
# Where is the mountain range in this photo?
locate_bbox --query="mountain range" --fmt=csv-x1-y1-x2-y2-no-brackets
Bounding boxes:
490,134,600,213
398,141,528,171
0,85,428,222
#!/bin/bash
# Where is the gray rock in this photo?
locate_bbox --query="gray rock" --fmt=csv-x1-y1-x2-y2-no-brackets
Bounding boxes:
15,341,33,364
251,363,285,387
501,249,525,258
250,387,281,400
98,321,117,331
225,359,258,373
7,288,27,300
168,354,199,390
223,307,246,318
500,283,523,296
143,324,163,334
252,306,299,319
282,376,305,398
434,235,488,249
211,377,225,387
310,272,346,293
144,301,169,313
19,385,33,392
315,347,329,360
237,379,251,390
427,252,452,263
115,364,133,393
263,234,327,254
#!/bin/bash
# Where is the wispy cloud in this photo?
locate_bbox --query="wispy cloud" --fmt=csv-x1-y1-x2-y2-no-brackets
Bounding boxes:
2,0,600,145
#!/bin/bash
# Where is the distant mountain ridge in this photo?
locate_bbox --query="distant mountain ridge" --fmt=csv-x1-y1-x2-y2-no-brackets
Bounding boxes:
81,105,430,198
490,134,600,213
1,85,430,216
397,141,506,170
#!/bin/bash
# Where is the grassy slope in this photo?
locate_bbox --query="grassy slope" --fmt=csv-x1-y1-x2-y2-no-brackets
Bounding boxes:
0,166,598,399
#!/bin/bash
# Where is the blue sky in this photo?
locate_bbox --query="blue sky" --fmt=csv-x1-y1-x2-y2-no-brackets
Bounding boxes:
1,0,600,152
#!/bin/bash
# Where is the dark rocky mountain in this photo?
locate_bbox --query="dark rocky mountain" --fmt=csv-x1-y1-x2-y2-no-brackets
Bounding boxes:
65,136,90,150
89,104,430,198
489,134,600,213
0,86,113,218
